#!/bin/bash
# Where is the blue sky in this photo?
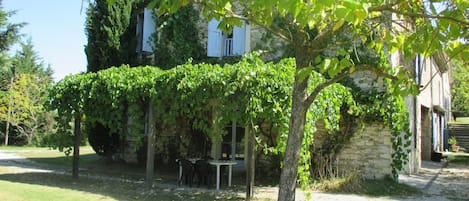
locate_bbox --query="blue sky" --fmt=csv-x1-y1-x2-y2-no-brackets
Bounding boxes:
4,0,88,81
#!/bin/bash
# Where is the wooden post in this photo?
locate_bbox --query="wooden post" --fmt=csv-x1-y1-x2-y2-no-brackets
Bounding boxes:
72,115,81,179
145,103,156,188
245,125,255,200
231,121,236,160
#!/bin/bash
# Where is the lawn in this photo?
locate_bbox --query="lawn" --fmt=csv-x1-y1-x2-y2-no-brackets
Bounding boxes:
447,153,469,165
0,146,247,201
451,117,469,124
0,146,423,200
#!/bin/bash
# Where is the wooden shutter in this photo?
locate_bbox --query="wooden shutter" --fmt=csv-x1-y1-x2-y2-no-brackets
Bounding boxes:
207,19,222,57
233,21,250,55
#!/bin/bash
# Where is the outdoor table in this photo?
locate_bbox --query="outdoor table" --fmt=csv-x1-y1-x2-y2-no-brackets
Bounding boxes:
208,160,237,190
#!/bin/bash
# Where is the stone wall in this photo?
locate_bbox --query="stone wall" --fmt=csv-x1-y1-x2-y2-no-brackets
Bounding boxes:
336,123,393,179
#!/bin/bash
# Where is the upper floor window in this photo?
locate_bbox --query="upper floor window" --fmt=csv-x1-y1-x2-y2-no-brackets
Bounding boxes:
207,19,250,57
136,8,156,53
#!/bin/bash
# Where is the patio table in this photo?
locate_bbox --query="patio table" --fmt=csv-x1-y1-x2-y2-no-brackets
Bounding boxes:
208,160,237,190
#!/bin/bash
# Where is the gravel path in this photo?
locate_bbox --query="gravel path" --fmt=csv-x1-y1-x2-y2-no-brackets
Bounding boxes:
252,160,469,201
0,150,468,201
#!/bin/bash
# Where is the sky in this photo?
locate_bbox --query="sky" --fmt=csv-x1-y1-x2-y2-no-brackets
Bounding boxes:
3,0,88,81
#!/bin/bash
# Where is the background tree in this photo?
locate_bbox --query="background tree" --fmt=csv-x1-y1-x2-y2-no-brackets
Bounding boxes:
0,0,24,145
85,0,140,72
151,0,469,200
0,0,23,68
451,60,469,117
0,38,53,145
0,74,50,144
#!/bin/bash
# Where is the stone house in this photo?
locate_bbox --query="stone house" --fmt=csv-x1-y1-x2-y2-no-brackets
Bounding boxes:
336,52,451,179
406,52,451,171
125,5,451,179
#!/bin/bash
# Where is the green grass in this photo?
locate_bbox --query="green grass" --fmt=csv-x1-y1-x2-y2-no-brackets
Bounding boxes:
0,171,244,201
450,117,469,124
0,146,425,200
0,179,116,201
448,154,469,164
0,146,248,200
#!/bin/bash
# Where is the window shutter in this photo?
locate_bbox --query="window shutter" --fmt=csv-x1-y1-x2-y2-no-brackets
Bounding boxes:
207,19,222,57
142,8,156,53
233,21,250,55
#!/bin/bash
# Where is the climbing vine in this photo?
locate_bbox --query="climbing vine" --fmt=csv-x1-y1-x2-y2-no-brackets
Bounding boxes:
47,53,412,183
153,4,205,69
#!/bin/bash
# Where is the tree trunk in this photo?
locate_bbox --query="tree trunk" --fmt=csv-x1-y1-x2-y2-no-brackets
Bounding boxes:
278,49,310,201
4,121,9,146
4,77,14,146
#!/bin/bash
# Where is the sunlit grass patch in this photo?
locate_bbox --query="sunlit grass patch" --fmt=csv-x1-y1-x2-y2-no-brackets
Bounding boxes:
448,154,469,165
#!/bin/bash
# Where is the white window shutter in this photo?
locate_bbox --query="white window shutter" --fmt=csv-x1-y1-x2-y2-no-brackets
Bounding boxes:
244,23,251,53
233,21,248,55
142,8,156,52
207,19,222,57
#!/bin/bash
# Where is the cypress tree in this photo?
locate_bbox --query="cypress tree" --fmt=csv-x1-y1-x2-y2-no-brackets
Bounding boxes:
84,0,139,72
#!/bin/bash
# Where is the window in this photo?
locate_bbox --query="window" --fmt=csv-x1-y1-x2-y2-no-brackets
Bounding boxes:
136,8,156,53
207,19,250,57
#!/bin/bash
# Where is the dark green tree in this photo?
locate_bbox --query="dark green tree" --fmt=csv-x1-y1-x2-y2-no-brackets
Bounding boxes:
12,38,53,78
0,0,24,85
84,0,140,72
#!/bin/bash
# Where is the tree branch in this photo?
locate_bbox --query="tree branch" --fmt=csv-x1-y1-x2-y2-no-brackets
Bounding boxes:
305,70,350,107
354,64,399,81
305,64,401,107
369,5,469,27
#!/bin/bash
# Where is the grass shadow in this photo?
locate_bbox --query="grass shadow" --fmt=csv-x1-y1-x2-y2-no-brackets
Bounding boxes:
0,171,245,201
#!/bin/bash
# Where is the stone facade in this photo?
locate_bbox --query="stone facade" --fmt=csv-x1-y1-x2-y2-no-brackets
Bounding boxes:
336,123,393,179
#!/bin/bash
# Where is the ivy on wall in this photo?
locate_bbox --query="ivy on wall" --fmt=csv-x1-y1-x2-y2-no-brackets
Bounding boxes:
153,4,205,69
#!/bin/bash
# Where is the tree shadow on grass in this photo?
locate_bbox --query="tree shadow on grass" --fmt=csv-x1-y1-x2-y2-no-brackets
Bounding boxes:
0,171,245,201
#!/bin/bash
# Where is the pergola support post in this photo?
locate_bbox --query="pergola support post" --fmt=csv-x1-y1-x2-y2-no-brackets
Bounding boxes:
245,124,255,200
145,103,156,189
72,115,81,179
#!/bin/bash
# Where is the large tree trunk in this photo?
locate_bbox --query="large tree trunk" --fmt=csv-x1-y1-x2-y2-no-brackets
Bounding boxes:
278,52,310,201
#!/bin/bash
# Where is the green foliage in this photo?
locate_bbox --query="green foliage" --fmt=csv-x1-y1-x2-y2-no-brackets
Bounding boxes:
0,1,24,88
0,36,54,146
47,55,294,154
0,1,24,53
12,38,53,77
448,136,457,146
48,52,411,182
84,0,140,72
0,74,52,145
451,60,469,116
153,4,205,69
